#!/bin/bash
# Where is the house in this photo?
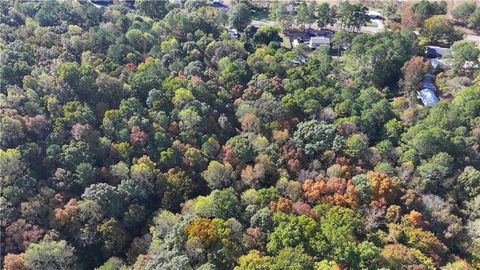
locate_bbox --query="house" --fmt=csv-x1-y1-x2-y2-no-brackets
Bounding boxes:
417,88,439,107
212,1,229,11
308,36,330,49
367,10,383,20
227,28,240,39
425,46,450,58
292,39,300,48
417,73,439,107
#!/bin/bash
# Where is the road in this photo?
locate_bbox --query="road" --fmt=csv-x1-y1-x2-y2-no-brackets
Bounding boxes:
465,35,480,43
251,19,385,34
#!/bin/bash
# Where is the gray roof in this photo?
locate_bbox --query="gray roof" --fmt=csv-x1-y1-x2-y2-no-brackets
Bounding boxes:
417,88,439,107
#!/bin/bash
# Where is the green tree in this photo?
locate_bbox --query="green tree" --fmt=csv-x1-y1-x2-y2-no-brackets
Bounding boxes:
317,3,336,30
452,2,477,24
82,183,125,217
344,134,368,159
210,188,241,220
458,166,480,198
346,31,419,87
468,6,480,30
419,16,462,46
202,161,236,190
228,2,251,31
0,116,26,148
272,246,315,270
337,1,369,32
292,120,342,157
97,218,130,256
447,40,480,76
24,240,78,270
135,0,169,19
202,137,220,159
253,26,282,47
226,135,256,163
412,0,447,23
267,212,327,256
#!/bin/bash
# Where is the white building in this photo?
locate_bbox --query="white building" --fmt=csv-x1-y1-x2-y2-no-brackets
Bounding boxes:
308,36,330,49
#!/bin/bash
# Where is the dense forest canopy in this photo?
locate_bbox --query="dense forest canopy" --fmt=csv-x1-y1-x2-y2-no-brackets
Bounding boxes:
1,0,480,269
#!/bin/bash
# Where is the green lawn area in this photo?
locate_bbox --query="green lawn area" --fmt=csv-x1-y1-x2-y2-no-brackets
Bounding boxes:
281,36,292,49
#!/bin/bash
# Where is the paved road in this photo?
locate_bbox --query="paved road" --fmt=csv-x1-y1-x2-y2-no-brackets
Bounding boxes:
465,35,480,43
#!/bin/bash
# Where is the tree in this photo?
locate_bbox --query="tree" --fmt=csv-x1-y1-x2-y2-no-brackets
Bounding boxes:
317,3,336,30
337,1,370,32
296,2,316,30
135,0,169,19
367,172,397,203
228,2,251,31
271,246,315,270
380,244,435,269
417,152,454,191
235,250,273,270
269,2,294,29
458,166,480,198
24,240,78,270
344,134,368,159
3,253,26,270
0,116,26,148
319,206,363,265
420,16,462,46
293,120,342,157
346,31,420,87
401,8,419,30
267,212,327,256
5,219,45,253
447,40,480,76
412,0,447,23
468,7,480,30
210,188,241,220
74,163,97,188
399,56,429,106
97,218,130,256
226,135,256,163
202,161,236,190
202,137,220,159
452,2,477,25
81,183,124,217
253,26,282,47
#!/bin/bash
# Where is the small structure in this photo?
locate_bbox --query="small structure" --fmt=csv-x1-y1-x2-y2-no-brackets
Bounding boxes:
212,1,229,11
292,39,300,48
308,36,330,49
417,88,439,107
228,28,240,39
367,10,383,20
417,73,439,107
286,4,294,12
425,46,450,58
288,55,308,65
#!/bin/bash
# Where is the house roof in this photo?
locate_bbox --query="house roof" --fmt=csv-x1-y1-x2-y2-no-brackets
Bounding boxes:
417,88,439,107
309,36,330,44
426,46,450,58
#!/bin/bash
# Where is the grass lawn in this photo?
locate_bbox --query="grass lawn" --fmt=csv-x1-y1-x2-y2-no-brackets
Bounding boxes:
281,35,292,49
